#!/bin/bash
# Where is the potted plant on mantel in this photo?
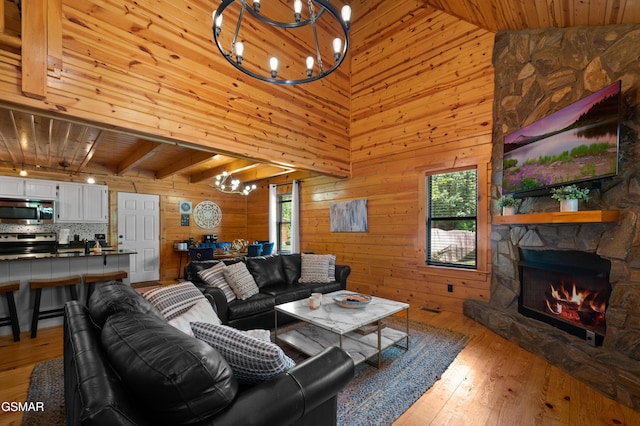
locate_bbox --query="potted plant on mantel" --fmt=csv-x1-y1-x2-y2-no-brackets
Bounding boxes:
550,184,590,212
497,195,519,216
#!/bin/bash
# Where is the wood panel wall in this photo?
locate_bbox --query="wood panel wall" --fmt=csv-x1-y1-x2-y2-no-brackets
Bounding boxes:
289,0,497,313
0,0,350,178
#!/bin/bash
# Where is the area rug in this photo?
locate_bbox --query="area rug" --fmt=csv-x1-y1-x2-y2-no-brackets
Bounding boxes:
21,358,65,426
23,318,467,426
330,317,468,426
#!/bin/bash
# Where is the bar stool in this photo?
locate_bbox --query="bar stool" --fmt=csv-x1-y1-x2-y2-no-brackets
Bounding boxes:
0,280,21,342
83,271,128,305
30,275,81,338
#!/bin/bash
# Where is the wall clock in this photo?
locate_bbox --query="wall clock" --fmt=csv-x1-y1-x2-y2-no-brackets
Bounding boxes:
192,200,222,229
179,201,192,214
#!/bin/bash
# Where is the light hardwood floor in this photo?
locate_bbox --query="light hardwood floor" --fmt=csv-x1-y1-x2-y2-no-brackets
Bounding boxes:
0,307,639,425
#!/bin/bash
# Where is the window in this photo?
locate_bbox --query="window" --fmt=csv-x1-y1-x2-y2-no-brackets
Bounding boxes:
426,169,477,269
277,194,292,253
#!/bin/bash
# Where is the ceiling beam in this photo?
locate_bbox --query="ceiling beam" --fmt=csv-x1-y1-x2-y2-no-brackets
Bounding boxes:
189,158,258,183
155,151,215,180
116,140,163,175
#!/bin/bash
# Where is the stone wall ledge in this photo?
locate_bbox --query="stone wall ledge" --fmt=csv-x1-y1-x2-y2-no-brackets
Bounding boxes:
463,299,640,411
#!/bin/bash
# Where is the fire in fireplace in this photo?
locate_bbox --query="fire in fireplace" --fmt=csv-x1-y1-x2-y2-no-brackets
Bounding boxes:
518,249,611,346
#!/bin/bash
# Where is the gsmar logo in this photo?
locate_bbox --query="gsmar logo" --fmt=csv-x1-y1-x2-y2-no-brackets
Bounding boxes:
1,401,45,412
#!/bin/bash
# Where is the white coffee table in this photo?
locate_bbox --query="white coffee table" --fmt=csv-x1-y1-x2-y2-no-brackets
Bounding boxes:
274,291,409,367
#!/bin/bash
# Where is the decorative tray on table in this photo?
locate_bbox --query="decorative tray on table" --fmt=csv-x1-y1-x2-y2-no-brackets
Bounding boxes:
332,293,372,309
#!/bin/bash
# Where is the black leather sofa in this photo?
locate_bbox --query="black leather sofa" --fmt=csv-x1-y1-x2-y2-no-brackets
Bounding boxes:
185,254,351,330
63,282,354,426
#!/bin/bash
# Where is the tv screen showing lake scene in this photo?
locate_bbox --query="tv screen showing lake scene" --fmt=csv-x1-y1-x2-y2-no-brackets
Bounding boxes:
502,81,620,195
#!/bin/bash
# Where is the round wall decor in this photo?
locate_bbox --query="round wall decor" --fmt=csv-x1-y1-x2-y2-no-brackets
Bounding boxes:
193,200,222,229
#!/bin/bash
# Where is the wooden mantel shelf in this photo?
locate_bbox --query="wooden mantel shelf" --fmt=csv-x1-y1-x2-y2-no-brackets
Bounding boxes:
494,210,620,225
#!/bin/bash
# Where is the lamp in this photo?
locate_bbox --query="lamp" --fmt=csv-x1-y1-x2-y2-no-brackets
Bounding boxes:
213,171,257,195
212,0,351,85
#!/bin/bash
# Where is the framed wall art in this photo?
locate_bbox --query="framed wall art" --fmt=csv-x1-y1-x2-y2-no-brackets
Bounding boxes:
330,199,368,232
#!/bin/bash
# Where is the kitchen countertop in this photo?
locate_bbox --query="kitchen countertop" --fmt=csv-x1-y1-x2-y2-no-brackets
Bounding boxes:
0,249,137,261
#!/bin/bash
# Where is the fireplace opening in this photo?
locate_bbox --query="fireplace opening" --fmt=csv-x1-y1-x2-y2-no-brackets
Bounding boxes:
518,249,611,346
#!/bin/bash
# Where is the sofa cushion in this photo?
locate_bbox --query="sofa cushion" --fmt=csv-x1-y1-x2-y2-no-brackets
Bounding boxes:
101,313,238,425
262,283,312,304
142,282,207,321
191,322,295,385
198,263,236,303
300,281,344,294
88,281,164,328
299,253,334,283
246,255,287,288
227,293,275,321
281,253,301,285
224,262,260,300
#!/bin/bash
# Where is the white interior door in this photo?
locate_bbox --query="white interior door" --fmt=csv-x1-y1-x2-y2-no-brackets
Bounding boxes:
117,192,160,283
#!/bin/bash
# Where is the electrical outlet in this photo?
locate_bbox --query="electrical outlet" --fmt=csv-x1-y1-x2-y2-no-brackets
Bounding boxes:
447,284,453,293
586,330,596,347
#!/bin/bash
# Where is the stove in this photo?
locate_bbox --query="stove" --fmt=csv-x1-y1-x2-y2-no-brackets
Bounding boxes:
0,233,58,257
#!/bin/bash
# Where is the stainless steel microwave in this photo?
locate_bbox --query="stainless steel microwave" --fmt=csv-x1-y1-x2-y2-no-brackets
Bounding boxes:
0,199,55,224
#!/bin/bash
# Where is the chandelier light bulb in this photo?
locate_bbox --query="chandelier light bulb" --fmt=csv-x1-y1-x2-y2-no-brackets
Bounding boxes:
333,38,342,60
87,176,95,184
270,57,279,78
294,0,302,22
212,10,222,36
235,41,244,64
341,5,352,27
306,56,314,77
19,168,27,177
253,0,260,12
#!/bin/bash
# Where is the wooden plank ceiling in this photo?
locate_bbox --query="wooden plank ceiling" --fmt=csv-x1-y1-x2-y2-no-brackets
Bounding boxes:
2,0,640,185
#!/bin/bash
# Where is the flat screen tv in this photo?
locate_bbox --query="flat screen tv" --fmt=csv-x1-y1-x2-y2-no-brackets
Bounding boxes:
502,81,621,196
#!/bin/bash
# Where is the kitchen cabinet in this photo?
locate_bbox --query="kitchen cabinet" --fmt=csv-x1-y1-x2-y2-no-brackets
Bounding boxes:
0,176,25,197
0,176,58,200
25,179,58,199
57,183,108,223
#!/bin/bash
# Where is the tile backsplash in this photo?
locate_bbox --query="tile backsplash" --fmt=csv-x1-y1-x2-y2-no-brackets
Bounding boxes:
0,223,109,242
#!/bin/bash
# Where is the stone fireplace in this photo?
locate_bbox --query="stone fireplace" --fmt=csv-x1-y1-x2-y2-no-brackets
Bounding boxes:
463,24,640,410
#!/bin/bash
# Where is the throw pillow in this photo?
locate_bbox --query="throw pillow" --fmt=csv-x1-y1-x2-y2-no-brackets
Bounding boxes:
223,262,259,300
102,313,237,424
142,281,208,321
198,263,237,303
168,298,221,336
191,322,295,385
299,253,333,283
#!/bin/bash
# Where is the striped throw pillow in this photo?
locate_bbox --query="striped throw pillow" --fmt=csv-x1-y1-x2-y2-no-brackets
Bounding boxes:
198,263,237,303
142,282,205,321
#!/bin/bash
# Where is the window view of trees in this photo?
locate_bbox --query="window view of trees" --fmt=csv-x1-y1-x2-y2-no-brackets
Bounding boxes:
278,194,292,253
427,169,477,268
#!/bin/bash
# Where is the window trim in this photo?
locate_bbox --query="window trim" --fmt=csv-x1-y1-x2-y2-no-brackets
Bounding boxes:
417,163,490,277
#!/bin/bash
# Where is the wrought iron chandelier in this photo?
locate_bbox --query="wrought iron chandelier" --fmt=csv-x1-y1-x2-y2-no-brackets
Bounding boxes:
212,171,257,195
212,0,352,85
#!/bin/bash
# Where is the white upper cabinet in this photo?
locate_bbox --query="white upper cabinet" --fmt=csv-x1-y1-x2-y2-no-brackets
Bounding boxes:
57,183,84,222
82,184,109,222
57,182,109,223
25,179,58,199
0,176,26,198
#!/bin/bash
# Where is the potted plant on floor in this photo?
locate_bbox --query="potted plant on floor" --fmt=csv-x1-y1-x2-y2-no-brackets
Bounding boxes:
497,195,519,216
550,184,590,212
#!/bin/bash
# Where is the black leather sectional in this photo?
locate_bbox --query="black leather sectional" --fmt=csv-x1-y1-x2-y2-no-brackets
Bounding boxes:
185,253,351,330
63,281,354,425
